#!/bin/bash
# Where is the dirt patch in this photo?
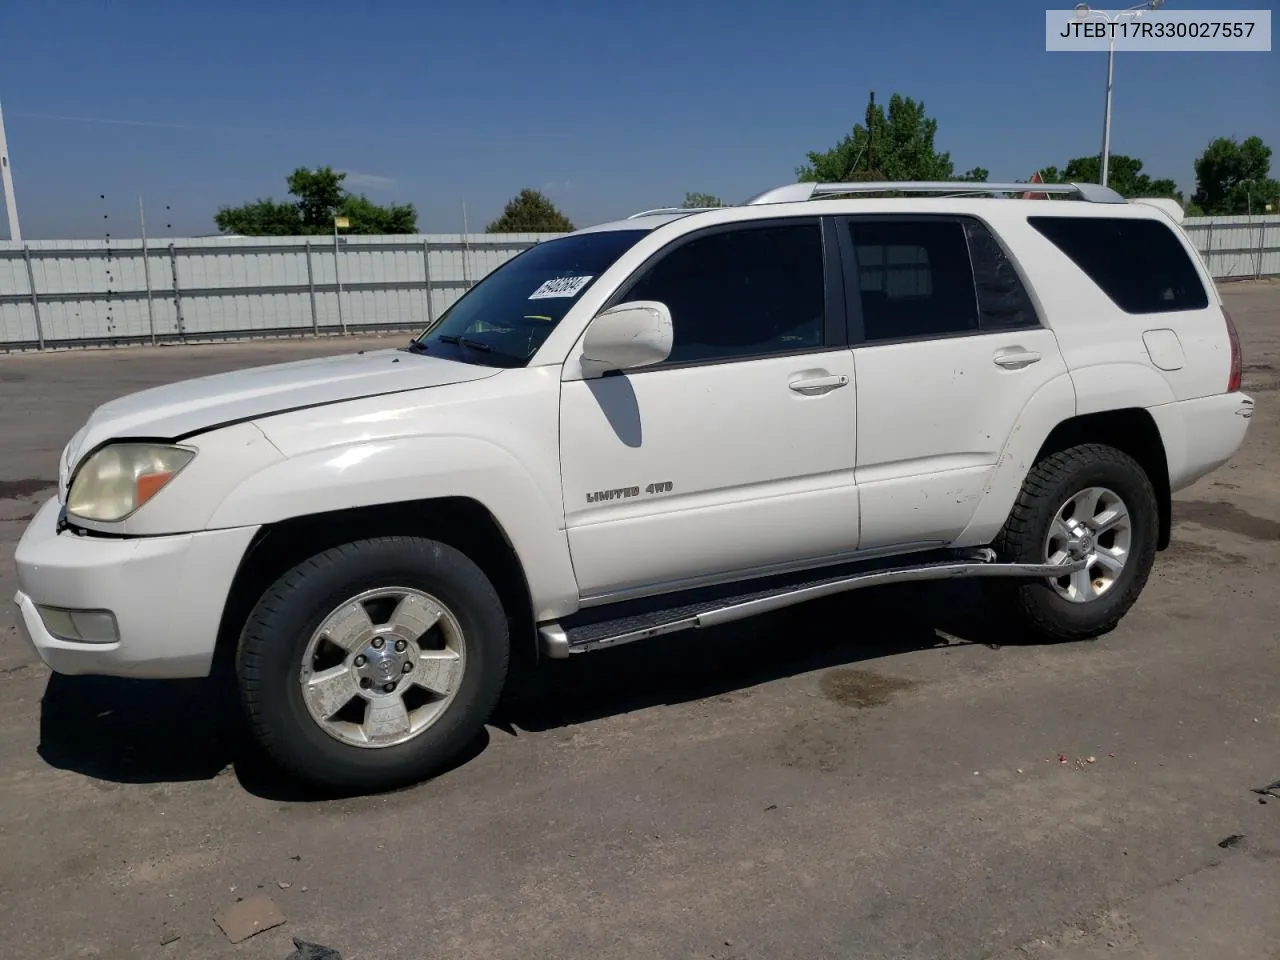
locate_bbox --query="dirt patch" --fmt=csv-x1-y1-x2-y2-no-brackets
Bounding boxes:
0,479,55,500
775,669,919,773
819,668,918,709
1174,500,1280,542
776,717,861,773
1161,538,1248,566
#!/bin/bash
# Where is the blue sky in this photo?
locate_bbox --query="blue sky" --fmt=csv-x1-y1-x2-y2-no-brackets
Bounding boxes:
1,0,1276,239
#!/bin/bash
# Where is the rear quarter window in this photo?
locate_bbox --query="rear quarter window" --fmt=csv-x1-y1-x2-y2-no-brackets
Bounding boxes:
1027,215,1209,315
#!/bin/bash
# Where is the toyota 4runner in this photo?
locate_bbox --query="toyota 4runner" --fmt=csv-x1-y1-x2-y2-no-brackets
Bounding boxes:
13,180,1254,792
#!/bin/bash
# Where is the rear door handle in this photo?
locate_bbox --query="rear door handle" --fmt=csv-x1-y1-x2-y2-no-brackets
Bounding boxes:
789,374,850,396
993,349,1042,370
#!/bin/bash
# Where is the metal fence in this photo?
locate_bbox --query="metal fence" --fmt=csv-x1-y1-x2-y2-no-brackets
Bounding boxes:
0,233,559,350
1182,215,1280,282
1,214,1277,351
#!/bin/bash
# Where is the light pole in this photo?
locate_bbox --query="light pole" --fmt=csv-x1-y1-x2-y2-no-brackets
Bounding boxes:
0,101,21,242
1074,1,1165,188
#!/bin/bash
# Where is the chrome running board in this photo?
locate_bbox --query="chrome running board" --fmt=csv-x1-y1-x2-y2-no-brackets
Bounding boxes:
539,549,1086,658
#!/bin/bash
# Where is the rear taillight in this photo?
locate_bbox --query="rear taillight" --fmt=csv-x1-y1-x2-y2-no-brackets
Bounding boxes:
1225,309,1242,393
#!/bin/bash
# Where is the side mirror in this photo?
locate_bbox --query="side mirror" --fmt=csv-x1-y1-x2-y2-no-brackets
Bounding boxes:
581,301,673,371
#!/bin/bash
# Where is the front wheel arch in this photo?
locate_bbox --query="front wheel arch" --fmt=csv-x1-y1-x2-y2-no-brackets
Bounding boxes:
212,497,535,676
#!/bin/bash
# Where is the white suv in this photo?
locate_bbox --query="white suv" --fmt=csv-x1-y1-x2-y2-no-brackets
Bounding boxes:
13,180,1254,792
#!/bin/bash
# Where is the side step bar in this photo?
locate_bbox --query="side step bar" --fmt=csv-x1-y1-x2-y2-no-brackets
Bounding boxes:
539,549,1087,658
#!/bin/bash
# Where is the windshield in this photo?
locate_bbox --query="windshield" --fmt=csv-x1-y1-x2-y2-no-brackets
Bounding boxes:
411,229,649,367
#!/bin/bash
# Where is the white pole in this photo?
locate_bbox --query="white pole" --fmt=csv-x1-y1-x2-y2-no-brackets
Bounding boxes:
333,218,346,334
1100,29,1115,188
461,200,471,289
139,196,156,345
0,101,22,242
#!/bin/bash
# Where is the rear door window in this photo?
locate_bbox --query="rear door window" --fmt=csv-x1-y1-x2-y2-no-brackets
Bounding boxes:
963,219,1040,331
846,218,980,342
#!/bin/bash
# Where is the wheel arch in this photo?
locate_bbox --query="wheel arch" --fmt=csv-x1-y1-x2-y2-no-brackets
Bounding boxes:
1033,408,1172,550
212,497,538,674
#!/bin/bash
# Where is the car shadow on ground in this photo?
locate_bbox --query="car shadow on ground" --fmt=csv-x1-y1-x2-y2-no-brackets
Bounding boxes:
495,579,1017,732
35,669,493,802
36,580,1033,801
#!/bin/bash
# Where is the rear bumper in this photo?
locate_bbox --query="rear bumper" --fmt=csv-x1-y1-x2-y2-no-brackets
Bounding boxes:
1149,391,1254,493
13,498,258,678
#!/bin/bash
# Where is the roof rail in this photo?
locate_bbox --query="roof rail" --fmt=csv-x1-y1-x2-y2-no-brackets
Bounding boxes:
743,181,1127,205
625,206,722,219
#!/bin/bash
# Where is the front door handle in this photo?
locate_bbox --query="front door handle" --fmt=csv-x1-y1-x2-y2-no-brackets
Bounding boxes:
789,374,850,396
993,348,1042,370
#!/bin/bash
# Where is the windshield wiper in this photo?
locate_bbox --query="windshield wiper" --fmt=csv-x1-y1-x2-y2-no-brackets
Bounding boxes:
438,334,491,353
404,339,429,354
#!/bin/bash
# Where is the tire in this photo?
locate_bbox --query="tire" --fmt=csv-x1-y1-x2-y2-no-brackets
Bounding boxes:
236,536,509,793
988,443,1159,643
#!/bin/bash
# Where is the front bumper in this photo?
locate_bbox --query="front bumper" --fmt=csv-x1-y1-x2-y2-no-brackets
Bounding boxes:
13,498,258,679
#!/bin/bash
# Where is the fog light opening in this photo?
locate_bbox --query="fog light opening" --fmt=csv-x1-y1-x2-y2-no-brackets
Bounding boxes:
35,605,119,644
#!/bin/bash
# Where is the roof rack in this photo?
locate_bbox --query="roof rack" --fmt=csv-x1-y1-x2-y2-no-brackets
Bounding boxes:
742,181,1127,205
625,181,1126,221
625,206,722,219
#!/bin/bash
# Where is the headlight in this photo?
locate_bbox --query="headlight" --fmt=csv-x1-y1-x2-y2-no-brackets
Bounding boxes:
67,443,195,522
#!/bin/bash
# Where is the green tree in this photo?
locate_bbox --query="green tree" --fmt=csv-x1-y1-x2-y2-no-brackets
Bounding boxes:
213,198,301,236
957,167,989,182
797,92,962,184
1037,155,1182,201
214,166,417,235
337,193,417,234
682,192,726,208
286,167,346,230
1191,136,1280,215
485,189,574,233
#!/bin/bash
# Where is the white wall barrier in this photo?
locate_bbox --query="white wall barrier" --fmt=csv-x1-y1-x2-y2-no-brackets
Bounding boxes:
2,216,1276,350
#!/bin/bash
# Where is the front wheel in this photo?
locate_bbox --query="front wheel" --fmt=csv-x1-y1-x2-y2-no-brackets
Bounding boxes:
236,536,509,793
989,443,1159,643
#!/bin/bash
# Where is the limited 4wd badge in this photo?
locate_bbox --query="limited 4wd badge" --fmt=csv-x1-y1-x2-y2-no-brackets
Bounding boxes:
529,275,593,299
586,481,673,503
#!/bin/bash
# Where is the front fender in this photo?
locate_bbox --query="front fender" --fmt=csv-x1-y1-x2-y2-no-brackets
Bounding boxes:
207,435,579,620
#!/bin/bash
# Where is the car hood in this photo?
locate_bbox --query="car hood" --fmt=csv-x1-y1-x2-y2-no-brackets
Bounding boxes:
65,348,501,469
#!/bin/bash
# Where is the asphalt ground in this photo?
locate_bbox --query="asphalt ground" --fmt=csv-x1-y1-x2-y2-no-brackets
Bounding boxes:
1,283,1278,960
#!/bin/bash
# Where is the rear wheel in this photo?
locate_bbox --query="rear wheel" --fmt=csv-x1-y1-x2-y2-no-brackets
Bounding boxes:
236,536,509,793
990,443,1159,642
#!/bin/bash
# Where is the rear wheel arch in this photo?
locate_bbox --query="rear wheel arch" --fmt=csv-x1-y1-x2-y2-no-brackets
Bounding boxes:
212,497,536,675
1033,408,1172,550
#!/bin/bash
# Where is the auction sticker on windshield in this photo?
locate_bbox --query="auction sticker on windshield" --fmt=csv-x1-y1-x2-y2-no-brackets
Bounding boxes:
529,276,593,299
